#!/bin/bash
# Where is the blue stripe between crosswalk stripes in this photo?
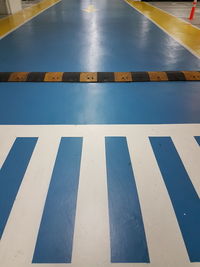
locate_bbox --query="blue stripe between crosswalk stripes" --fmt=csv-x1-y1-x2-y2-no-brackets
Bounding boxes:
194,136,200,146
150,137,200,262
0,137,37,239
32,137,83,263
105,137,150,263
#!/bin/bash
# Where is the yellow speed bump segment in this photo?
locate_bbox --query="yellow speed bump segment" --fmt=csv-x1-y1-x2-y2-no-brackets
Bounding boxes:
148,71,168,81
125,0,200,58
8,72,29,82
80,72,98,82
0,0,61,39
44,72,64,81
114,72,133,82
182,71,200,80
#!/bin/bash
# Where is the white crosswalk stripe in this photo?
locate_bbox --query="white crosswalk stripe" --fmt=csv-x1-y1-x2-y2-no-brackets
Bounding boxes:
0,124,199,267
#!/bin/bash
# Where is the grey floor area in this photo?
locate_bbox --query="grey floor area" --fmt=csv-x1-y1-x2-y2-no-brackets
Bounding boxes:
21,0,43,8
150,1,200,28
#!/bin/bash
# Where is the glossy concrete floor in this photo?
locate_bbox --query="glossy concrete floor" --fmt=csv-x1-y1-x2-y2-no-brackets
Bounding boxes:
0,0,200,267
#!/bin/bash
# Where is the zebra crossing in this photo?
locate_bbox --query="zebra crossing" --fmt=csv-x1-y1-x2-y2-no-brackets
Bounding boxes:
0,124,199,267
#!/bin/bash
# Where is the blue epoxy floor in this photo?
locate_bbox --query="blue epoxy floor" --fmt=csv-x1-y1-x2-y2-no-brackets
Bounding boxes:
0,82,200,124
0,0,200,124
0,0,200,72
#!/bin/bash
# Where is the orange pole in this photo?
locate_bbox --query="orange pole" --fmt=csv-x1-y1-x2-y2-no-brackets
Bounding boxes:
189,0,198,20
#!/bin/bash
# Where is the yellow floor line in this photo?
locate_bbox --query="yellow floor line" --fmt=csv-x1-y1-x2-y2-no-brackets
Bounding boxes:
0,0,61,39
126,0,200,58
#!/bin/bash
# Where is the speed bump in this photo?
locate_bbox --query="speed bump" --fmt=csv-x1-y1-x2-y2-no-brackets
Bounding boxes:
0,71,200,82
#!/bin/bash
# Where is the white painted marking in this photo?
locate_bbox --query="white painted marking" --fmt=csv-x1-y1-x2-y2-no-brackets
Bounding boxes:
82,4,97,13
172,135,200,198
127,135,189,267
0,136,60,267
72,135,110,266
0,124,199,267
0,135,15,168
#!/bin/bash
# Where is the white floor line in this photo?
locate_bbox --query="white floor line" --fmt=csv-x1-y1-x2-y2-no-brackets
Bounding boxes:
0,136,60,267
72,135,110,267
0,135,15,168
0,124,199,138
127,135,190,267
172,134,200,198
0,124,200,267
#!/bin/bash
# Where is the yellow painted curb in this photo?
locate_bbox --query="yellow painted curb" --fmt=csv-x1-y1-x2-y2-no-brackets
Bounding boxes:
0,0,60,38
126,1,200,57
